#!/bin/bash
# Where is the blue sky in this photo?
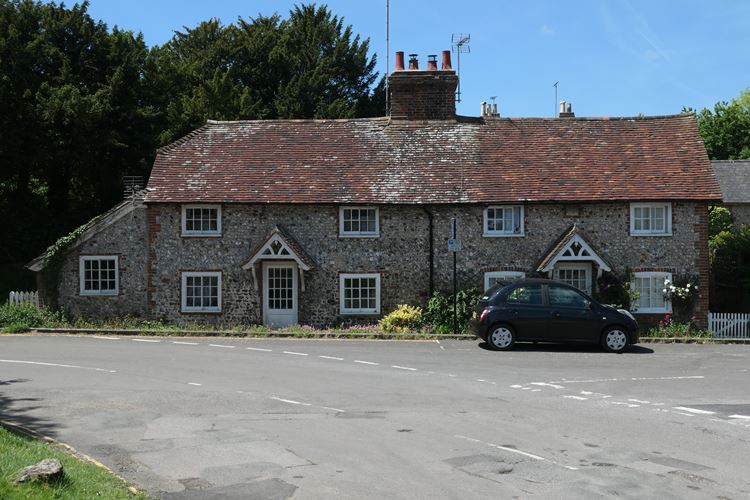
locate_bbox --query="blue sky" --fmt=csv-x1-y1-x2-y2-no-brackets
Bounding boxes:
84,0,750,118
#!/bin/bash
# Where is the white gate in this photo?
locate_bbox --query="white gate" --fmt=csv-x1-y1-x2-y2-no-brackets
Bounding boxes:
709,312,750,338
8,291,39,306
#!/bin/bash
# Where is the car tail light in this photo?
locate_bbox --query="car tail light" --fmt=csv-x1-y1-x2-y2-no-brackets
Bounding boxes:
479,307,490,323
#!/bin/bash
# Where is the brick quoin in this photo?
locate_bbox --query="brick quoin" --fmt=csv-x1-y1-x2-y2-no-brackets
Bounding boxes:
146,205,162,317
694,203,710,328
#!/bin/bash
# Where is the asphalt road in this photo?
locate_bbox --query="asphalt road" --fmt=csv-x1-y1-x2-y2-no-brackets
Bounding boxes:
1,335,749,499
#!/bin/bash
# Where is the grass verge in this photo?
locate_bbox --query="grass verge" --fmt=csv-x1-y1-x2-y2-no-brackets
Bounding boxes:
0,423,146,499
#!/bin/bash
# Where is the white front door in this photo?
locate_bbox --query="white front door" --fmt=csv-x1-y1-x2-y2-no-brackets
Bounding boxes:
263,262,297,328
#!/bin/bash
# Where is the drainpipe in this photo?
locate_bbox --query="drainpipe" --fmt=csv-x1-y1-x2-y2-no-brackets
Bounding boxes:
423,207,434,298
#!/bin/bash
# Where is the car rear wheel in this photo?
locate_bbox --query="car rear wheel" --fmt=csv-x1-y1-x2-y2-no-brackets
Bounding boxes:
488,324,515,351
601,326,628,353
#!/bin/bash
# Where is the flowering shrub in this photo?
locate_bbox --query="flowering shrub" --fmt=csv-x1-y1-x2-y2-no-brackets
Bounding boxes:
379,304,423,333
646,314,712,339
662,277,699,321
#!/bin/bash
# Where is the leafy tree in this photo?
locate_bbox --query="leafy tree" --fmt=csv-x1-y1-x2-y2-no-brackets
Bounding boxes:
711,226,750,289
689,88,750,160
709,206,734,239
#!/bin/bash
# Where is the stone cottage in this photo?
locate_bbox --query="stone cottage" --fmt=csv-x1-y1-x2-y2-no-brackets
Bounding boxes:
27,50,721,327
711,160,750,228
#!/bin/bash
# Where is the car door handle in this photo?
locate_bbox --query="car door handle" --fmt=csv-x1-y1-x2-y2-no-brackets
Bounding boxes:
551,311,561,317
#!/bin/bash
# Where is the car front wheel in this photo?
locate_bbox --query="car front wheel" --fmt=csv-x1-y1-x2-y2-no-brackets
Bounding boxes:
601,327,629,353
488,324,515,351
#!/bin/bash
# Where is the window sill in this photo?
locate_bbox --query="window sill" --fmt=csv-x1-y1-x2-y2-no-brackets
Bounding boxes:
340,311,381,316
339,233,380,239
181,233,222,238
629,232,672,237
181,309,222,314
483,232,525,238
633,308,673,314
80,291,118,297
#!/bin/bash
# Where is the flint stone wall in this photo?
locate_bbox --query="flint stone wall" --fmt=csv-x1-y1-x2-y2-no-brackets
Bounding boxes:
57,205,148,318
144,201,705,326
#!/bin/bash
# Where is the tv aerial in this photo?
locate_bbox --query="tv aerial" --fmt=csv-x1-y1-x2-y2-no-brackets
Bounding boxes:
451,33,471,103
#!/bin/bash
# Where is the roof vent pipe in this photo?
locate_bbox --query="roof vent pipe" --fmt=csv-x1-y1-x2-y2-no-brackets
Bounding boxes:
427,54,438,70
395,51,405,71
441,50,452,70
408,53,419,70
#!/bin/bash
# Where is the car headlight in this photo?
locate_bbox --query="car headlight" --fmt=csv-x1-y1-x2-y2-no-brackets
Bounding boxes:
618,309,636,322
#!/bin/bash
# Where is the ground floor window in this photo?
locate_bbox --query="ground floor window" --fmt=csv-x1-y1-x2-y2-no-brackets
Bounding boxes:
181,272,221,313
554,262,592,294
340,273,380,314
484,271,525,291
631,271,672,313
79,256,119,296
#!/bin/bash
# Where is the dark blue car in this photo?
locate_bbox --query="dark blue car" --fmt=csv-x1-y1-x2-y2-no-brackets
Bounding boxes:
469,278,639,352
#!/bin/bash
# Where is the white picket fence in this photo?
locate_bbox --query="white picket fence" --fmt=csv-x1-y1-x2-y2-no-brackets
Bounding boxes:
8,291,39,307
709,312,750,339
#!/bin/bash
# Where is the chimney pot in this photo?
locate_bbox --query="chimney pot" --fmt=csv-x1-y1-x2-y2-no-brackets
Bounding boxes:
441,50,452,70
395,51,405,71
481,101,487,116
493,103,498,116
559,100,566,115
427,54,438,71
408,53,419,70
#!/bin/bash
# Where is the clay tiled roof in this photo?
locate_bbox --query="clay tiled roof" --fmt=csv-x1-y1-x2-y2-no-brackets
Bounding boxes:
146,114,721,204
711,160,750,204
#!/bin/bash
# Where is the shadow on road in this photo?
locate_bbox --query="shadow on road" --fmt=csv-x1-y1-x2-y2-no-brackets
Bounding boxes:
477,342,654,354
0,378,59,437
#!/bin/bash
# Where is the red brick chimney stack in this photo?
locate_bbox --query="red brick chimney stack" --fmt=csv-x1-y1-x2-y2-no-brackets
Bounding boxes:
388,49,458,120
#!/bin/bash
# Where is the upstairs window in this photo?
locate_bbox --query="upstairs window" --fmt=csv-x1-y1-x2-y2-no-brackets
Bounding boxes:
80,256,119,296
340,207,379,237
630,203,671,236
484,206,524,237
182,204,221,236
631,271,672,313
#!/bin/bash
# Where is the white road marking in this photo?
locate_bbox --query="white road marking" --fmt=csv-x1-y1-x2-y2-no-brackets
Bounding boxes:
476,379,486,382
173,341,199,345
392,365,417,371
209,344,235,349
0,359,116,373
610,401,640,408
448,374,457,377
187,382,201,386
628,399,651,404
531,389,541,392
673,411,696,417
551,375,704,384
354,360,379,365
270,396,311,406
92,336,119,340
283,351,308,356
322,406,346,413
531,382,565,389
673,406,716,415
454,435,578,471
435,339,445,350
510,384,523,388
563,395,588,401
729,414,750,420
132,339,161,343
246,347,272,352
319,355,343,360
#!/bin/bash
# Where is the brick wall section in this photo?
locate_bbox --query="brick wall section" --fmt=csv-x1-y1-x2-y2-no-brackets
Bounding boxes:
388,70,458,120
56,206,148,317
694,203,710,327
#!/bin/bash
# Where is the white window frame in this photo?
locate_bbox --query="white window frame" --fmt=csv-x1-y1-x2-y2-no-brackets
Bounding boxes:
484,271,526,291
181,271,222,313
483,206,525,237
340,273,381,315
181,204,222,237
339,206,380,238
79,256,119,296
630,271,672,313
630,203,672,236
553,262,593,294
